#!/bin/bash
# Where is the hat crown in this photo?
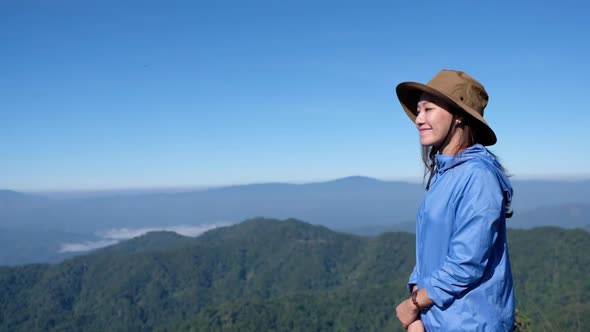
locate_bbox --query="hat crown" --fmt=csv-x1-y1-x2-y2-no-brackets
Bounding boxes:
428,70,488,116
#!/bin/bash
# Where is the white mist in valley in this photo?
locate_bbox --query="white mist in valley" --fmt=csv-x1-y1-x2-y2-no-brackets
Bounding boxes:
59,223,230,253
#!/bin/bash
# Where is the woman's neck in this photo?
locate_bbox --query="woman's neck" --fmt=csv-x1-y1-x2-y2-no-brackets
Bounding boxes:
439,128,466,155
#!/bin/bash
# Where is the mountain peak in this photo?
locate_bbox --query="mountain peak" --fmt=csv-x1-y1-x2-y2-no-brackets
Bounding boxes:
325,176,382,184
97,230,194,255
197,217,349,245
0,190,48,208
0,190,30,199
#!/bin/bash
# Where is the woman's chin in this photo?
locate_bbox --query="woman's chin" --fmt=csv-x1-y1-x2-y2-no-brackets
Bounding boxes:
419,139,434,147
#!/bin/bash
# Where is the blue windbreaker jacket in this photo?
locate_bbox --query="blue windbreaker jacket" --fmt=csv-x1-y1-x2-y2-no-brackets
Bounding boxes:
408,144,515,331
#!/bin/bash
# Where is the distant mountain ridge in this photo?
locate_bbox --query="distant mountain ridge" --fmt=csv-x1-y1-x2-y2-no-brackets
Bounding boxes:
0,190,48,208
0,227,98,265
1,176,589,265
0,218,588,331
0,176,425,233
510,202,590,229
2,176,588,233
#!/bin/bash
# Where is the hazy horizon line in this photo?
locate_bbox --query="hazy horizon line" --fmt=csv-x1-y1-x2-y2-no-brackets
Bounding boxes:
9,173,589,197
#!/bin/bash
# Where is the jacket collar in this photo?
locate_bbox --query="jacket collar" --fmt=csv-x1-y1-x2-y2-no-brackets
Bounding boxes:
435,144,488,174
434,144,513,204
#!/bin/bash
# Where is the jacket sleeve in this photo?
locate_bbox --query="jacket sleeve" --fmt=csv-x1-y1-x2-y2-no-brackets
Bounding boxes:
407,265,418,294
422,166,504,308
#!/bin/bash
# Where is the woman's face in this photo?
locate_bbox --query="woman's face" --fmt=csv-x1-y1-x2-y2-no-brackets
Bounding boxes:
415,93,455,148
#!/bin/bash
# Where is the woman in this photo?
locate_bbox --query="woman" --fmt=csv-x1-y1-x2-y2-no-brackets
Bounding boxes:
394,70,515,331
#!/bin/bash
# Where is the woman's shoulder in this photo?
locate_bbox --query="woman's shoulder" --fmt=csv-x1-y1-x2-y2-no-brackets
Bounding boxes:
456,147,507,181
459,157,498,177
455,155,511,203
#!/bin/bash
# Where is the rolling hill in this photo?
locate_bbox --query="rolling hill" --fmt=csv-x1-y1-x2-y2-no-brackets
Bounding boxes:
0,218,588,331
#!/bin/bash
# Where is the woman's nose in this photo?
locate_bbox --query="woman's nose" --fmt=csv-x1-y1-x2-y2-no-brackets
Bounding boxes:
415,111,424,126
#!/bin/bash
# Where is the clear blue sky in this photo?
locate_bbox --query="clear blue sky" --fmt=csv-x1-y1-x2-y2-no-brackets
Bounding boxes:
2,0,589,191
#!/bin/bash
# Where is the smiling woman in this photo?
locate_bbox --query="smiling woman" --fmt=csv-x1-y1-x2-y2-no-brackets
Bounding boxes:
415,94,455,149
394,70,515,331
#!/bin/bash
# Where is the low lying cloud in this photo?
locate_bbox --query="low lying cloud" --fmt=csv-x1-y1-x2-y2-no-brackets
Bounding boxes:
59,239,119,253
99,224,224,240
59,223,228,253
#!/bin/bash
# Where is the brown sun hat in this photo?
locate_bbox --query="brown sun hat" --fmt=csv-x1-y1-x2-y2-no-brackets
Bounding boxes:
396,69,497,146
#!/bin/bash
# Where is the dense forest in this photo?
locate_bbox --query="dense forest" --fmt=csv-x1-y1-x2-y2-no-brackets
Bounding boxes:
0,218,588,331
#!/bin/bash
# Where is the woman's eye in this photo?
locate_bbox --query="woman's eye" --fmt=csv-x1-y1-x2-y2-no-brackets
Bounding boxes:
417,106,433,113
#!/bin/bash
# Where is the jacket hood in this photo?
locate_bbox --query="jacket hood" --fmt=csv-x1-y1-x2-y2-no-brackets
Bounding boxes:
436,144,513,205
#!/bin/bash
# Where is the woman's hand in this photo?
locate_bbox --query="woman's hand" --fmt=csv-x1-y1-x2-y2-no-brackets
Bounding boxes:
407,319,425,332
396,297,419,329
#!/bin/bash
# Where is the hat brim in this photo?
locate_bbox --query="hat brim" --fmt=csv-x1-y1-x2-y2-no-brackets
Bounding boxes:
396,81,497,146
